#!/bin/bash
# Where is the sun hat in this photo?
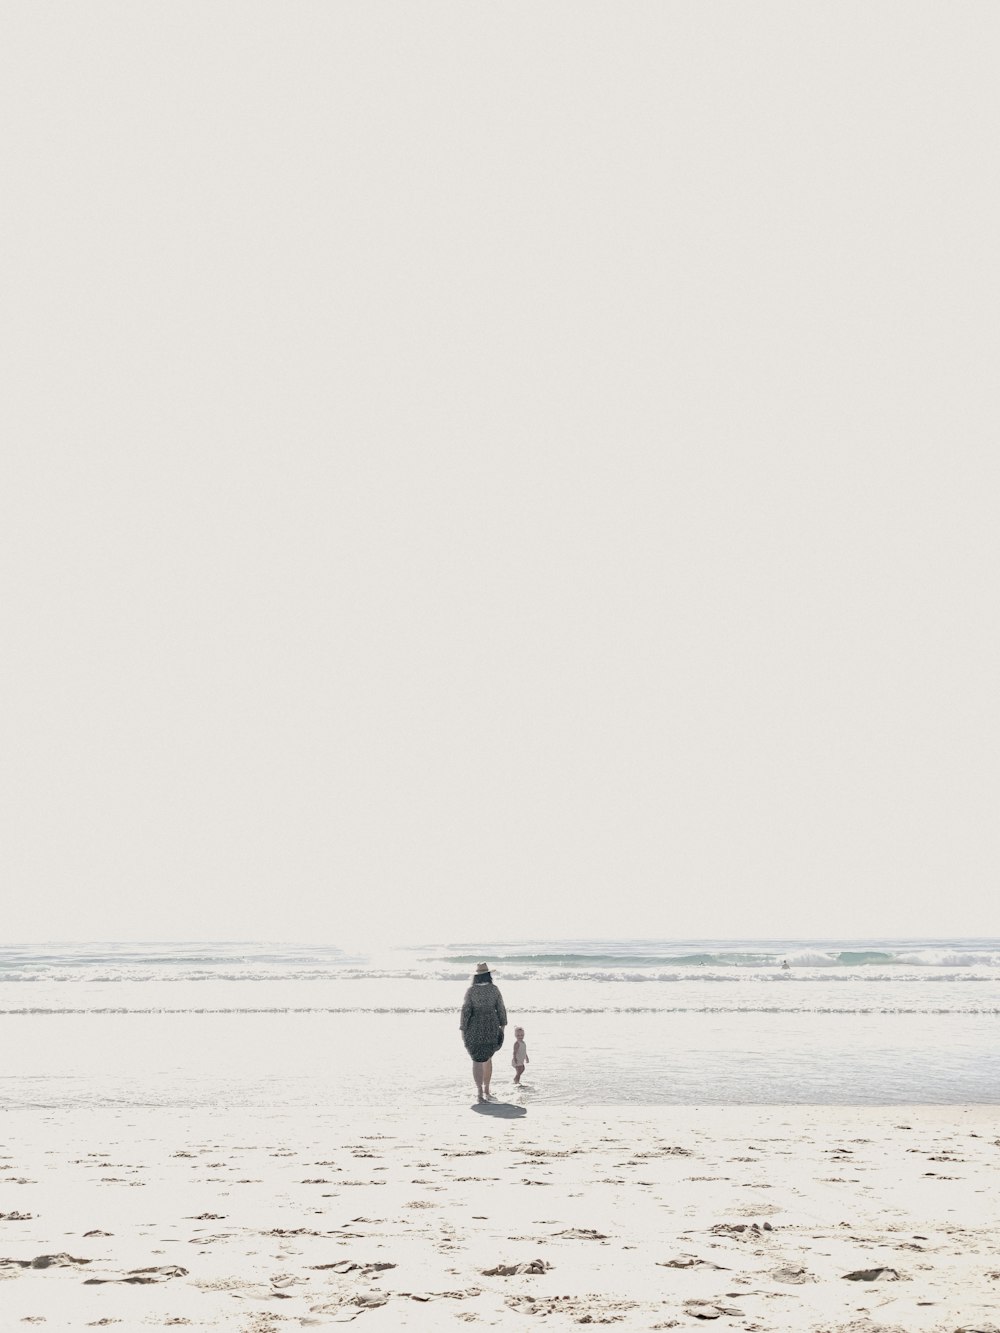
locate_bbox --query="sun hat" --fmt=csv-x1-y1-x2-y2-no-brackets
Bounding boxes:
475,962,491,974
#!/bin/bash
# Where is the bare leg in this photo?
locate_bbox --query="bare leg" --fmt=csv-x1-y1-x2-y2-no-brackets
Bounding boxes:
483,1058,493,1099
473,1062,485,1101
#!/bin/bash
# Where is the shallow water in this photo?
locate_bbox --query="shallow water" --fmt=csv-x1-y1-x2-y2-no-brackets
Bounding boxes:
2,940,998,1108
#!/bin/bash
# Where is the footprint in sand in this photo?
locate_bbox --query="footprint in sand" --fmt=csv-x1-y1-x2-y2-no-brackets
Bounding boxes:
85,1265,188,1284
482,1259,551,1275
841,1266,903,1282
770,1264,816,1284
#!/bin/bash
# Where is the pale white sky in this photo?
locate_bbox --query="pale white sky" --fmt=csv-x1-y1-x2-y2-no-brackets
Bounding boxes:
1,2,997,946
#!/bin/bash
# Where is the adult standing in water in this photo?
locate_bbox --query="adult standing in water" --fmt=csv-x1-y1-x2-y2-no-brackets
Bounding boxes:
460,962,507,1102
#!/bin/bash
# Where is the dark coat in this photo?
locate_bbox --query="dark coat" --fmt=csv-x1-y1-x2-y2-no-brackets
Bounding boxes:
460,981,507,1062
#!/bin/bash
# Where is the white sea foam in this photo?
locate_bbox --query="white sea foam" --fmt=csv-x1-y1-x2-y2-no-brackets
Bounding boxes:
3,1004,999,1017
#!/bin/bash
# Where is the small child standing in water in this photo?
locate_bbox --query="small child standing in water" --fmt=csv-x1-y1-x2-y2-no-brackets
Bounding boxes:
511,1027,528,1084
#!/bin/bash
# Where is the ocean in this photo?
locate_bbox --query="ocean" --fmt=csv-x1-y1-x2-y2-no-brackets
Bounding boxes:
2,940,998,1110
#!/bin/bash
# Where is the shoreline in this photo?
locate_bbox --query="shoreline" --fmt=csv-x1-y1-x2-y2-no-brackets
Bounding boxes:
1,1104,996,1329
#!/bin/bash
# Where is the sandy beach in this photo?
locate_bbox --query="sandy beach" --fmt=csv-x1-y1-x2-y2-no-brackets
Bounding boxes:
1,1102,997,1331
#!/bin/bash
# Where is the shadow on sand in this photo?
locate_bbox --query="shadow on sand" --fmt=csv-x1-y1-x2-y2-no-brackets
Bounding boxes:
472,1101,526,1118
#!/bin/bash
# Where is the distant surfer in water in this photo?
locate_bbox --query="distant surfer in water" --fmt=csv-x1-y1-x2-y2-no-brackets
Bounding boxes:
460,962,507,1102
781,959,790,970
